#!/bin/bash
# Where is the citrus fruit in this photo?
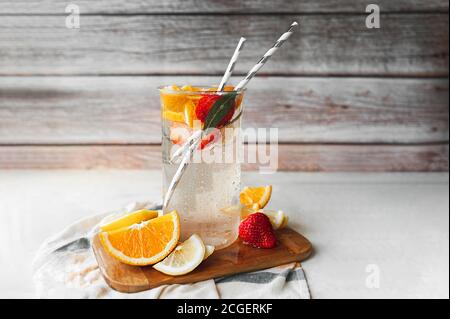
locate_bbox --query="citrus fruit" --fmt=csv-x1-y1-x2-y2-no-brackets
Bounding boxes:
100,209,159,232
203,245,215,260
161,85,186,113
259,210,286,230
230,206,287,230
183,100,196,128
153,234,206,276
163,110,185,123
181,85,202,92
99,211,180,266
239,185,272,210
280,215,289,229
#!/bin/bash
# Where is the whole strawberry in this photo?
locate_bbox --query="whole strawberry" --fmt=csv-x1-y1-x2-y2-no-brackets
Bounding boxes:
239,212,277,249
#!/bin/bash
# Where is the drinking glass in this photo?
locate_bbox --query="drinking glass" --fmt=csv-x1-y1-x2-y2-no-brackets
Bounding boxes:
159,86,244,249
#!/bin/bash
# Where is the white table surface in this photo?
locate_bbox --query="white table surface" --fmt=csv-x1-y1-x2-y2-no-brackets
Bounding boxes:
0,170,448,299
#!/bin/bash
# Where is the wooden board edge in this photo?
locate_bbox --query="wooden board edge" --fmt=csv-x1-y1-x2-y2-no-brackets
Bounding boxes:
92,235,151,293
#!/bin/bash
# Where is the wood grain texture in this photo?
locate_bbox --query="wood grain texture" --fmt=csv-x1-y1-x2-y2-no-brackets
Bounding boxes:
0,144,447,171
92,227,312,293
1,76,448,144
0,15,447,76
1,0,448,14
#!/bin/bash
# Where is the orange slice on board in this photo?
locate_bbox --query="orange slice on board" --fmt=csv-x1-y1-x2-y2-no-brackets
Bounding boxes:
100,209,159,232
239,185,272,210
99,211,180,266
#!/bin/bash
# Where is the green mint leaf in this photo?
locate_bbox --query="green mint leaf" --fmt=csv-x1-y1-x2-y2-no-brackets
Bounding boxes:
203,93,237,129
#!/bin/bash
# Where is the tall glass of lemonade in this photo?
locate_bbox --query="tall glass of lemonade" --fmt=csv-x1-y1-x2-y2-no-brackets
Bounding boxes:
159,85,244,249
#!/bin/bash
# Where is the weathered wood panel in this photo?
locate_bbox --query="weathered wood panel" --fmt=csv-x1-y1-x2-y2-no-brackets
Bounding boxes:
0,15,447,76
0,76,448,144
0,144,447,171
1,0,448,14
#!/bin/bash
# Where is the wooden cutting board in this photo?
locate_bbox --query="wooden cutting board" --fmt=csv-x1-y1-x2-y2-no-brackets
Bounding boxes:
92,227,312,293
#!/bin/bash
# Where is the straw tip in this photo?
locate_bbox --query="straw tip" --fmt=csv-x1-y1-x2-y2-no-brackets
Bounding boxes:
291,21,299,27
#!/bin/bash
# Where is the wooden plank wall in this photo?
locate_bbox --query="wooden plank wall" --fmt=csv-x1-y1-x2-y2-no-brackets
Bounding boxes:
0,1,448,171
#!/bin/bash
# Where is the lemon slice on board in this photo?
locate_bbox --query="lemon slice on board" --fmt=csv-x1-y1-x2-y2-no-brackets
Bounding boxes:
153,234,206,276
280,215,289,229
260,210,286,230
203,245,215,260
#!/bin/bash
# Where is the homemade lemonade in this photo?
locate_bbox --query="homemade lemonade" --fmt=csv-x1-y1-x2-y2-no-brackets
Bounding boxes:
160,85,244,249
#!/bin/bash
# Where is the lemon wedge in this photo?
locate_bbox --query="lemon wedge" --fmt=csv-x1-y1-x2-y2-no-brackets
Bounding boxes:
260,210,286,230
153,234,206,276
203,245,215,260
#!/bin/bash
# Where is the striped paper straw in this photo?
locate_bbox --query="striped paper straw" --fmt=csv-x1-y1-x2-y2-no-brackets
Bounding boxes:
218,37,246,91
163,135,201,208
164,38,246,208
169,130,202,164
235,21,298,91
163,22,298,209
170,38,245,164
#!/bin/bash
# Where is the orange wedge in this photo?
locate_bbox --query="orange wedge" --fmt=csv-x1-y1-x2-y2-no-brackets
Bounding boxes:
99,211,180,266
181,85,202,92
183,100,197,128
239,185,272,210
161,85,186,113
100,209,159,232
163,110,185,123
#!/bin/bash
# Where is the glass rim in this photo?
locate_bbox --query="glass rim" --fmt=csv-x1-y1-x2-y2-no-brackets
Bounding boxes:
157,85,246,95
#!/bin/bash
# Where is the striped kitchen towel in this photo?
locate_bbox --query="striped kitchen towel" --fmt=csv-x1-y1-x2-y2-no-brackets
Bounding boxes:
32,202,310,299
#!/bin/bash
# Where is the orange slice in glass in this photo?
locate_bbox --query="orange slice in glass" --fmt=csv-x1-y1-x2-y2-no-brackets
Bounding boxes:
161,85,186,112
